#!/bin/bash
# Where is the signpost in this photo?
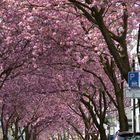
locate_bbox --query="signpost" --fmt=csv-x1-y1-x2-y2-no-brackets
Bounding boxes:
125,72,140,137
125,72,140,136
128,72,139,88
125,24,140,137
124,88,140,98
125,72,140,98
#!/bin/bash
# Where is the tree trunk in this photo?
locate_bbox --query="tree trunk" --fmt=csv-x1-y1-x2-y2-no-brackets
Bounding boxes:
117,93,129,131
14,120,19,140
3,135,8,140
85,134,90,140
25,126,31,140
91,134,98,140
32,133,37,140
99,128,108,140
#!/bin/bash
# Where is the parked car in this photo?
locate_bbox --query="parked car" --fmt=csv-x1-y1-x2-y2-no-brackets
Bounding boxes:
108,134,114,140
114,131,140,140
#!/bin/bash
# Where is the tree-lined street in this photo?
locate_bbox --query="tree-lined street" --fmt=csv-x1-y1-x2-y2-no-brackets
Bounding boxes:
0,0,139,140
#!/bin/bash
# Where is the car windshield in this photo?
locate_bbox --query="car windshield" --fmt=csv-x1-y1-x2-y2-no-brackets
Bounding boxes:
129,137,140,140
117,136,140,140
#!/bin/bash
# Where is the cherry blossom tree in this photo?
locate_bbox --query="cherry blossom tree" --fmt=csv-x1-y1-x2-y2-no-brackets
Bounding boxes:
65,0,140,132
0,74,64,140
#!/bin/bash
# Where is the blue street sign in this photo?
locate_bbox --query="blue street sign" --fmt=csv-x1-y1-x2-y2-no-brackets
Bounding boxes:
128,72,139,88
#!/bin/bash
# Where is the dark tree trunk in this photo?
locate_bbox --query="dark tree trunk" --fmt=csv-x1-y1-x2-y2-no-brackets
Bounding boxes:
14,120,19,140
32,133,37,140
25,126,31,140
91,134,98,140
85,134,90,140
3,135,8,140
99,128,108,140
138,100,140,114
117,92,129,131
